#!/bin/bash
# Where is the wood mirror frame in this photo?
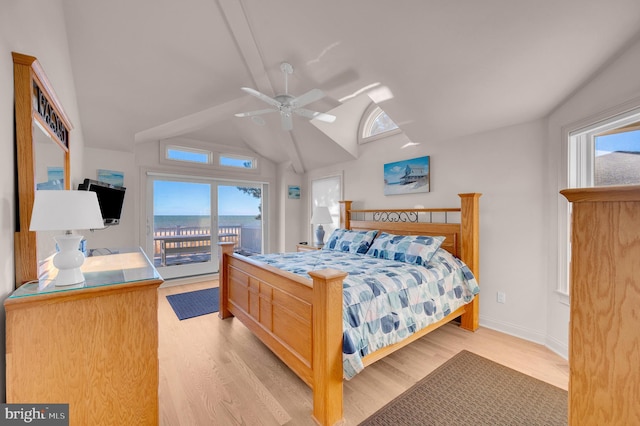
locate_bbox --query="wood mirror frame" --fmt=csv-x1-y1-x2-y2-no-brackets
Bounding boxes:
13,52,72,286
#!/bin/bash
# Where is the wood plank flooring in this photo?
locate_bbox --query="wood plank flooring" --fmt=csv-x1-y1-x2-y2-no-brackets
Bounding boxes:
159,280,569,425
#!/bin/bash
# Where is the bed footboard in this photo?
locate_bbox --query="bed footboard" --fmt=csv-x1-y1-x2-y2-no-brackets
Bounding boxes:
218,242,347,425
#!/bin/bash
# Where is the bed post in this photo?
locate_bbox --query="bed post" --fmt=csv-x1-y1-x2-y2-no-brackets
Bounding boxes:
458,193,481,331
218,242,235,319
308,268,348,426
339,201,352,229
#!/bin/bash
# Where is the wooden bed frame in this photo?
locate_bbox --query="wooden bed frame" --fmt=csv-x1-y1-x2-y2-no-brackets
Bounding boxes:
218,193,481,425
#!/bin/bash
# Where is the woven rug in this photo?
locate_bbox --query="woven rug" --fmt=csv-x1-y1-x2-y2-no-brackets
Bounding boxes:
166,287,219,320
359,350,567,426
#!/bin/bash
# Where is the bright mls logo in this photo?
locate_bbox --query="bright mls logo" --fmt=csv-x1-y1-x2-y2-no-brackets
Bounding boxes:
1,404,68,425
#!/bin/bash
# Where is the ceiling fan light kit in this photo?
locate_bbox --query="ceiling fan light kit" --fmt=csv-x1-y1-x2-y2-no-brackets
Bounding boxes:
235,62,336,131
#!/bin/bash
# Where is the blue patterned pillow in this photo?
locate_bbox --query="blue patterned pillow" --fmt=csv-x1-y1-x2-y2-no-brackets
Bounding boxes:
323,229,346,249
365,233,445,265
323,229,378,254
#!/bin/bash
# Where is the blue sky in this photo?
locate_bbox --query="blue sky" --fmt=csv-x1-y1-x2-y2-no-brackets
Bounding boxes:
153,181,261,216
595,129,640,156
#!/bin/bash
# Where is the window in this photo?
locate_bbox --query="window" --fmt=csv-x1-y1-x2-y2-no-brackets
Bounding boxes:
562,107,640,296
358,103,400,143
219,153,257,169
161,141,259,173
166,145,212,165
594,128,640,185
569,111,640,188
310,174,343,244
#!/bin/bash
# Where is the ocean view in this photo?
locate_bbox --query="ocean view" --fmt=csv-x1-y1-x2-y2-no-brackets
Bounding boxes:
154,215,260,229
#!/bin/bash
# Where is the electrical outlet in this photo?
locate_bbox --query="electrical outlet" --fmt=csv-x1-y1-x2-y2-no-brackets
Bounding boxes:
497,291,506,304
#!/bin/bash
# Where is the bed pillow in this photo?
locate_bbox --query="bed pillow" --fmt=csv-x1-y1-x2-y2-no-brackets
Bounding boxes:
322,229,378,254
365,233,445,265
322,228,346,249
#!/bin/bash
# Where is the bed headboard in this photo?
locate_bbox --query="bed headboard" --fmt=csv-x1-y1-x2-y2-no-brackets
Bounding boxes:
339,193,481,281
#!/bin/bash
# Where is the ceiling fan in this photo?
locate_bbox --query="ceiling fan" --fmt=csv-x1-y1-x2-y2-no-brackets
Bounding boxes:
235,62,336,131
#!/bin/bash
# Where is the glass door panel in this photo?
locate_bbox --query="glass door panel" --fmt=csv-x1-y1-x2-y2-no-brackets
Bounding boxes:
150,178,216,279
218,184,263,256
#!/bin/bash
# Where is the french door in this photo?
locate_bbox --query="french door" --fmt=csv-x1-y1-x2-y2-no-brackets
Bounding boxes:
145,174,265,279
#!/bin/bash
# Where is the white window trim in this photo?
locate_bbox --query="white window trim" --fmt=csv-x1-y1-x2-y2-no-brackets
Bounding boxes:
165,144,213,165
159,139,261,174
310,173,343,244
358,103,401,144
560,102,640,296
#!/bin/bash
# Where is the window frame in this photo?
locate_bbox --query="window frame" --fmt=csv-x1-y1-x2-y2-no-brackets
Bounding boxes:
218,152,258,170
358,103,401,144
159,140,260,174
165,145,213,165
310,173,343,243
561,105,640,297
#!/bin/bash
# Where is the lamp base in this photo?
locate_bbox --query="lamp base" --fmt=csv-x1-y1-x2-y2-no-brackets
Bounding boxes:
315,225,325,247
52,234,86,286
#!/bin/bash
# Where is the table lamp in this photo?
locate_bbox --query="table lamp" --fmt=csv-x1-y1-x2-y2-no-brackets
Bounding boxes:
29,190,105,286
311,206,332,246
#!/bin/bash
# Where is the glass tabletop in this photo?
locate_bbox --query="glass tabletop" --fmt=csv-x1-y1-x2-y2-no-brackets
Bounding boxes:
10,247,163,298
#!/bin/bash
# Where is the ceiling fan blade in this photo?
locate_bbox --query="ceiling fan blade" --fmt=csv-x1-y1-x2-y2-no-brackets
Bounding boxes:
281,113,293,131
294,108,337,123
240,87,281,108
291,88,325,108
234,108,278,118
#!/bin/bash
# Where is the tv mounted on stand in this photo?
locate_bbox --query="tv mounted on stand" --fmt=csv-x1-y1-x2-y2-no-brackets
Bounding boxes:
77,179,126,226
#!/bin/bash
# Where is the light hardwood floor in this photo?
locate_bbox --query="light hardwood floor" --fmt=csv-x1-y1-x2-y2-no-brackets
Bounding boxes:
158,280,569,425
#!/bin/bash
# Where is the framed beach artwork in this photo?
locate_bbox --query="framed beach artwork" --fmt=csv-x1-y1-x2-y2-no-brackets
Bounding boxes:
288,185,301,199
97,169,125,187
383,156,430,195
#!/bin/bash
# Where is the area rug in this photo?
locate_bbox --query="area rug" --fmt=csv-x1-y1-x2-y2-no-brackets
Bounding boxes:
166,287,219,320
359,350,567,426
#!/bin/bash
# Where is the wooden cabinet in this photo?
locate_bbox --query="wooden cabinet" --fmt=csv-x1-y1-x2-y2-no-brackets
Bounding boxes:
5,249,163,426
297,244,322,252
561,185,640,425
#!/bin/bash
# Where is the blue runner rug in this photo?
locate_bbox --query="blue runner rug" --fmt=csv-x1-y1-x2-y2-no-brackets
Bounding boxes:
166,287,219,320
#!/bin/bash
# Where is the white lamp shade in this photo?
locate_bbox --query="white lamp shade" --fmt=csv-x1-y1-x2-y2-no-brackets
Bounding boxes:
30,190,105,232
311,206,332,225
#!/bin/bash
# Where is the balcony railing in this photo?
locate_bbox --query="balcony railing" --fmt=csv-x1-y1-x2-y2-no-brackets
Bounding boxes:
153,224,260,267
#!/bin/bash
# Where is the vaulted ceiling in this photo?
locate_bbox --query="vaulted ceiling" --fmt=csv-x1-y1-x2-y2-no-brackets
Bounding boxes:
62,0,640,173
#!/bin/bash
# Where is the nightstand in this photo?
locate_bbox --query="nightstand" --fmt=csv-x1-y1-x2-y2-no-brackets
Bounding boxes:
296,244,322,252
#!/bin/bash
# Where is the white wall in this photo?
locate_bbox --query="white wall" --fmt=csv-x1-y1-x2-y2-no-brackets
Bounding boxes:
545,34,640,358
277,162,305,252
0,0,86,401
307,120,551,346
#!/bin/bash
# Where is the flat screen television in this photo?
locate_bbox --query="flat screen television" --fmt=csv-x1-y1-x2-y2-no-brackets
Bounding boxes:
78,178,126,225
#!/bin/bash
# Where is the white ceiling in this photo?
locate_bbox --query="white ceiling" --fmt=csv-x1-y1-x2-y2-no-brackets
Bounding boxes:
61,0,640,173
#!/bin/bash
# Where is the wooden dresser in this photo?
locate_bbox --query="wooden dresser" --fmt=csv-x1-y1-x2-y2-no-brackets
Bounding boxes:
5,248,163,426
561,185,640,425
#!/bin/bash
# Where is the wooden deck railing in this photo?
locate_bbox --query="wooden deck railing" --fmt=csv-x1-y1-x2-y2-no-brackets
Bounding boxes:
153,225,259,266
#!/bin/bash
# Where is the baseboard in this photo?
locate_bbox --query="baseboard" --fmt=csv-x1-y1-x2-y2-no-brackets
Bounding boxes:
480,315,548,348
479,315,568,360
544,334,569,360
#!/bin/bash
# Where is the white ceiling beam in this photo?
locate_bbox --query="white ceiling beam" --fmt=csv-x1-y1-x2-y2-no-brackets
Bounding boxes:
217,0,305,174
134,97,246,144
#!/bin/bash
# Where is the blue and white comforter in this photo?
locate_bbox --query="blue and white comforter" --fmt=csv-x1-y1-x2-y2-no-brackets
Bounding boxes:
251,248,479,379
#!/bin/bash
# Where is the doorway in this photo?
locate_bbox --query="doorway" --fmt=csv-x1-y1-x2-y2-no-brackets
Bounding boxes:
146,175,265,279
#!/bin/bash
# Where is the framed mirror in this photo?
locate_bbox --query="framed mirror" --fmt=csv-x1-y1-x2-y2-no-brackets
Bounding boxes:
13,52,72,286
